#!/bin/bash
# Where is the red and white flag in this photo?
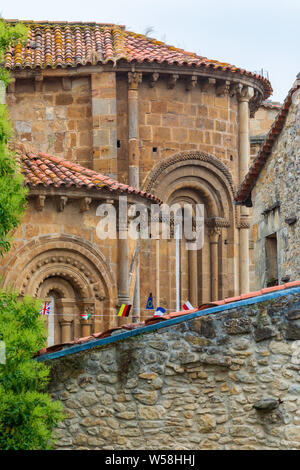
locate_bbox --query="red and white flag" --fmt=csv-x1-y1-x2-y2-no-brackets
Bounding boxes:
183,301,194,311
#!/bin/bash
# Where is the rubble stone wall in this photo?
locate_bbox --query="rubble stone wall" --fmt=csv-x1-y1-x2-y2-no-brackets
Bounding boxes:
252,97,300,288
49,291,300,450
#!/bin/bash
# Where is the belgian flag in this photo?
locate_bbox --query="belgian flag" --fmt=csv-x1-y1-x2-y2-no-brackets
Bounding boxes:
117,304,132,317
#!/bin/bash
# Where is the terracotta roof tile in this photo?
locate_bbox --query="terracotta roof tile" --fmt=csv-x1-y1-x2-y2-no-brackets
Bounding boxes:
3,20,272,100
14,144,161,202
236,76,300,204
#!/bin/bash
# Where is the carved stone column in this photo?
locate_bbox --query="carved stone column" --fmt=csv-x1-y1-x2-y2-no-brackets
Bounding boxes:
237,85,254,294
128,72,142,321
128,72,142,188
188,248,198,307
59,320,72,343
237,85,254,181
209,228,221,301
79,302,94,337
80,319,93,337
117,211,130,306
57,299,75,343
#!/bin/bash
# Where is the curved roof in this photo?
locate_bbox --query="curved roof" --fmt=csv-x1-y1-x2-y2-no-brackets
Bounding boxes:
15,144,161,202
3,20,272,99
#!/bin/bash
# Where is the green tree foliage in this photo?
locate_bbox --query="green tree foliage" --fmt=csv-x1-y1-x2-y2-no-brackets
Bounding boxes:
0,20,28,255
0,21,64,450
0,291,64,449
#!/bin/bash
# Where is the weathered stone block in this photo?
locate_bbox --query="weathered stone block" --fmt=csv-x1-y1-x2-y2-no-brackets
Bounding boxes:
224,317,252,335
285,323,300,340
254,326,276,342
188,317,216,338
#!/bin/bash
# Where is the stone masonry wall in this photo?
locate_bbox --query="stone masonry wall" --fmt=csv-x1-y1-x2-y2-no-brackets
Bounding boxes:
138,77,239,187
6,77,93,169
252,97,300,288
49,291,300,450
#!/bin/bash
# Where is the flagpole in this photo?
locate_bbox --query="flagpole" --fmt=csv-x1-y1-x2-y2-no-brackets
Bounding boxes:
132,244,140,323
156,238,160,306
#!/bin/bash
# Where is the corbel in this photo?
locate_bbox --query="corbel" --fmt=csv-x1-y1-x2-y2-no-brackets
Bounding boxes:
201,77,216,92
58,196,68,212
216,80,231,96
36,194,46,212
229,82,240,97
80,197,92,212
149,72,159,88
167,74,179,89
186,75,197,91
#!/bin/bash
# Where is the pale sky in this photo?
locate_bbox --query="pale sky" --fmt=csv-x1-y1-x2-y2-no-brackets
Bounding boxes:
2,0,299,102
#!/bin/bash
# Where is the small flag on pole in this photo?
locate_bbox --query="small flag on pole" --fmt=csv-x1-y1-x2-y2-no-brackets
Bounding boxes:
154,306,166,316
146,293,154,310
40,302,50,316
183,301,194,311
80,313,91,320
118,304,132,317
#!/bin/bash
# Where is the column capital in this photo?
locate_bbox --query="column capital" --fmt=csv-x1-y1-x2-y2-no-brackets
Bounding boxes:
236,84,254,103
209,227,221,244
128,72,142,90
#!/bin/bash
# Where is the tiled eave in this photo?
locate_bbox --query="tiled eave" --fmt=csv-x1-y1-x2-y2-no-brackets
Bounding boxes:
4,20,272,102
10,62,269,100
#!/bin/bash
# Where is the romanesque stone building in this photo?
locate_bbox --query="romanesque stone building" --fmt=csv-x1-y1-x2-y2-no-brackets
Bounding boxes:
1,20,274,344
236,76,300,289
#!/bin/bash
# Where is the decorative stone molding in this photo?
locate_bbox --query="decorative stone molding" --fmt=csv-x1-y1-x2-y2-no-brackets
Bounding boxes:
143,150,235,196
20,251,107,300
167,74,179,89
206,217,230,228
128,72,142,90
238,219,251,229
2,235,117,307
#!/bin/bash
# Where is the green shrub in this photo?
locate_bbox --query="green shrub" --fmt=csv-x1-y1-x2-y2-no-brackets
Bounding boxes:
0,290,64,450
0,19,28,256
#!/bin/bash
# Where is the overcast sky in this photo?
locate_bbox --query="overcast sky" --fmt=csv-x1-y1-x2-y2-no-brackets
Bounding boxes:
2,0,299,102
